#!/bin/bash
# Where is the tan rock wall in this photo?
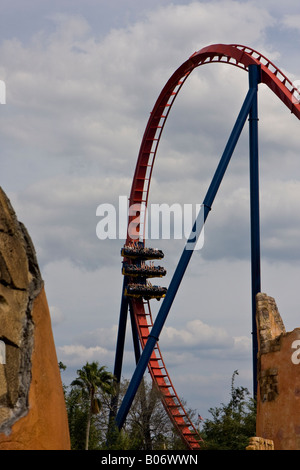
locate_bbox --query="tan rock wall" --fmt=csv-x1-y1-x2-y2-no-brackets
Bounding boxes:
0,188,70,449
246,436,274,450
256,293,300,450
0,288,70,449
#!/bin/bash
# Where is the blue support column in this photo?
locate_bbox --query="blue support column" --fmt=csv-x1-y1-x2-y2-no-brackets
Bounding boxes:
115,85,257,430
113,278,129,383
248,64,262,398
129,301,142,364
109,277,129,423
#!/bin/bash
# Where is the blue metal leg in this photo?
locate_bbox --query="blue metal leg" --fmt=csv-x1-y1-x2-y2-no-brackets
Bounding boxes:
129,301,142,364
115,85,257,430
109,277,129,424
248,64,262,398
113,278,129,383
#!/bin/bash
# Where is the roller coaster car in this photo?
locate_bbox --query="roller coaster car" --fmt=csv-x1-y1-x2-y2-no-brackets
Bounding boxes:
125,283,167,300
121,245,164,260
122,263,167,278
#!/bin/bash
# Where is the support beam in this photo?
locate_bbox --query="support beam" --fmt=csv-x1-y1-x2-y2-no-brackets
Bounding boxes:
109,278,129,422
113,279,129,384
129,301,142,365
248,64,262,398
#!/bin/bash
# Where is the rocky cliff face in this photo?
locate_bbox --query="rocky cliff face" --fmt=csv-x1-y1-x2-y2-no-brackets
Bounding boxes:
0,187,70,449
256,293,300,450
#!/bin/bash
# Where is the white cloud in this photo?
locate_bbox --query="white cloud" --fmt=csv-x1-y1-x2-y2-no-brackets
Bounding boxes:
49,305,65,326
74,325,119,349
57,344,113,366
161,319,233,350
281,13,300,31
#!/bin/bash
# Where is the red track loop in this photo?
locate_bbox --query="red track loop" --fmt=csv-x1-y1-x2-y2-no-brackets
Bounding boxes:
124,44,300,450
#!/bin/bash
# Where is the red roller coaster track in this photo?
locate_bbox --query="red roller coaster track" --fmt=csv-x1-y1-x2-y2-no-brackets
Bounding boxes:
122,44,300,450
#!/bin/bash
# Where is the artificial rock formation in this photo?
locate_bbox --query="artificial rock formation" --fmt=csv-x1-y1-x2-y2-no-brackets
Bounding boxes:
0,187,70,449
256,293,300,450
246,436,274,450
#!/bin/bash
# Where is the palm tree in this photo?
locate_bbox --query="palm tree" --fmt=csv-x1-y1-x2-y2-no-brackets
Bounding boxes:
71,362,115,449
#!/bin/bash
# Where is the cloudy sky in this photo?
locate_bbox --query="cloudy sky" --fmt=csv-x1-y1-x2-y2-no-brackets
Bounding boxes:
1,0,300,421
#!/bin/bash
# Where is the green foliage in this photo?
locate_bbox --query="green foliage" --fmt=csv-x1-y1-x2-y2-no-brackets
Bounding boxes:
104,379,182,451
68,361,115,449
201,370,256,450
62,364,256,451
66,387,90,449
